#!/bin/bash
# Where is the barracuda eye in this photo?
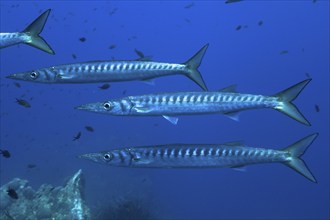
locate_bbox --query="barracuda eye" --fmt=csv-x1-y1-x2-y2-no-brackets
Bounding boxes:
103,102,113,110
103,153,113,161
30,71,39,79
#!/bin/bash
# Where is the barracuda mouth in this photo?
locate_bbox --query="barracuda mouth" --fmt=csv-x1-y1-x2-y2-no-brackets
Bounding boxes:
6,73,20,79
78,153,100,163
74,104,90,110
74,103,100,111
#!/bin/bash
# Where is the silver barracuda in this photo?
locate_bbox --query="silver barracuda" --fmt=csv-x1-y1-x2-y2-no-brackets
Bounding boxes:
76,79,311,126
79,133,318,183
6,44,209,91
0,9,54,54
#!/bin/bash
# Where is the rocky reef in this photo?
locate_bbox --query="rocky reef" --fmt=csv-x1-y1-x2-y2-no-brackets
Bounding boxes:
0,169,90,219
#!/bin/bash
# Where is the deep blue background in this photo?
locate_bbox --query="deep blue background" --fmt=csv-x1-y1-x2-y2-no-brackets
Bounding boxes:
0,1,329,219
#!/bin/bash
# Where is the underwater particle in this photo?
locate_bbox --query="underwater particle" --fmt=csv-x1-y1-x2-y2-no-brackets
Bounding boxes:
109,44,116,49
73,131,82,141
280,50,288,55
312,0,317,3
184,2,194,9
85,126,94,132
258,20,263,26
7,187,18,199
27,164,37,169
185,18,191,23
79,37,86,42
16,98,31,108
99,83,111,90
122,90,127,95
236,25,242,30
14,82,21,88
314,104,320,112
225,0,243,3
0,149,11,158
305,72,311,78
72,54,77,59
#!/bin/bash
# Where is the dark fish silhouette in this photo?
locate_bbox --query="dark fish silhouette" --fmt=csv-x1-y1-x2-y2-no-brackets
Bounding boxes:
225,0,243,3
27,164,37,168
7,188,18,199
72,54,77,59
73,131,81,141
236,25,242,31
109,44,116,49
16,98,31,108
280,50,289,55
79,37,86,42
14,82,21,88
0,149,11,158
98,83,111,90
314,104,320,112
184,2,194,9
134,48,145,58
85,126,94,132
109,8,118,16
258,20,263,26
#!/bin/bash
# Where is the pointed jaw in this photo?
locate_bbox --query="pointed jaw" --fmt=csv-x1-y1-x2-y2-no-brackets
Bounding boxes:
75,101,113,114
6,73,25,80
74,102,103,112
78,153,102,163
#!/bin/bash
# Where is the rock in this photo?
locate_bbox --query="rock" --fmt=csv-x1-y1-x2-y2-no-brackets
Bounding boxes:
0,169,90,219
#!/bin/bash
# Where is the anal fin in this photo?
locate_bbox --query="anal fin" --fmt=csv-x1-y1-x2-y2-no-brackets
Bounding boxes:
162,115,179,125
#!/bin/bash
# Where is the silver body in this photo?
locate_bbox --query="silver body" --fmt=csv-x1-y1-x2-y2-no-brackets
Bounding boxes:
19,61,189,83
79,133,318,183
82,91,280,116
6,44,209,90
77,79,312,126
0,32,31,48
101,144,289,168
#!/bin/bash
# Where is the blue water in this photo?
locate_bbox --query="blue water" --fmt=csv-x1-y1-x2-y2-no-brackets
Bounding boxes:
0,1,329,219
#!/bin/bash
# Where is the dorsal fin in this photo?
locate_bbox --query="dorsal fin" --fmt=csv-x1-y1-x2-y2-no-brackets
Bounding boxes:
219,85,237,93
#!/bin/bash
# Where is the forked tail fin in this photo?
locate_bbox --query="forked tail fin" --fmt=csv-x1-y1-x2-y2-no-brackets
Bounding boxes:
282,133,318,183
184,44,209,91
23,9,55,55
274,79,311,126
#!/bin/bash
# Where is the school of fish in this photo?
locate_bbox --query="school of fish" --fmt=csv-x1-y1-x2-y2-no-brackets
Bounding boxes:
1,8,319,183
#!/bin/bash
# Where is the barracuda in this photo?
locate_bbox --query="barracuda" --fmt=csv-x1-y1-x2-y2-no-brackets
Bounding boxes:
0,9,54,54
79,133,318,183
76,79,311,126
6,44,209,91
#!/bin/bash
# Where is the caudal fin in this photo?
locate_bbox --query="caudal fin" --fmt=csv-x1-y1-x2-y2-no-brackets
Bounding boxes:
282,133,318,183
274,79,311,126
184,44,209,91
23,9,55,55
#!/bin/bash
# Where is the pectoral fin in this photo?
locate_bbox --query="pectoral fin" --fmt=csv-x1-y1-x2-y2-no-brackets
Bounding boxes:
56,73,74,79
134,107,152,113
